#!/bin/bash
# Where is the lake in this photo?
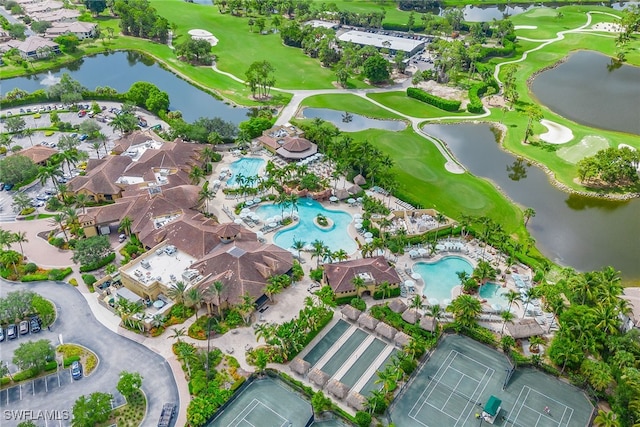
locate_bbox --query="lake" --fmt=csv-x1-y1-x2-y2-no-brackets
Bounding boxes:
1,51,250,124
302,107,407,132
531,50,640,135
422,123,640,282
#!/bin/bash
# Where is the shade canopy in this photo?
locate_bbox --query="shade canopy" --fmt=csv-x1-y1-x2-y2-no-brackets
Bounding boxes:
233,218,243,224
364,232,373,238
411,273,421,280
329,196,339,202
354,223,363,230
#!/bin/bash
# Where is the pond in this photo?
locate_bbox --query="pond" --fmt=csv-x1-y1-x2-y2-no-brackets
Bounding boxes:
422,123,640,282
531,50,640,135
1,51,250,124
302,107,407,132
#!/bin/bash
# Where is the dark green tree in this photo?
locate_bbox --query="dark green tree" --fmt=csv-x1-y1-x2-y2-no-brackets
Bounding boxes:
362,54,390,84
84,0,107,16
72,235,112,266
12,339,55,373
72,392,113,427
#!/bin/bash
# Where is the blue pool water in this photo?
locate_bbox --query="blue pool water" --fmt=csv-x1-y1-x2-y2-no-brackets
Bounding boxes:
479,282,509,306
227,157,265,186
255,199,357,254
416,256,474,301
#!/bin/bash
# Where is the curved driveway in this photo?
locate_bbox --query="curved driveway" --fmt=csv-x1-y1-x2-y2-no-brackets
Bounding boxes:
0,279,179,427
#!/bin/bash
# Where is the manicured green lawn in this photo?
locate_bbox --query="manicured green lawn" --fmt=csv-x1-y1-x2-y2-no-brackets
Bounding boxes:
348,127,525,236
151,0,369,90
301,94,404,120
367,92,473,118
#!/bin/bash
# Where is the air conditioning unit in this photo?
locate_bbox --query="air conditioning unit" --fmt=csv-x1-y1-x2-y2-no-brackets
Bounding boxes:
141,259,151,269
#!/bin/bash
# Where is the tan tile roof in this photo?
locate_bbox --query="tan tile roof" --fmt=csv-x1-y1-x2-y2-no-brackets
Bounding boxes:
17,145,57,164
112,130,165,154
67,156,131,196
323,256,401,294
193,240,293,306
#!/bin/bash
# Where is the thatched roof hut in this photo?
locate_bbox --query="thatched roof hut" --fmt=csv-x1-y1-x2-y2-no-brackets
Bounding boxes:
309,368,330,388
346,391,366,411
419,315,437,332
354,174,366,185
334,188,350,200
394,331,412,348
289,357,311,376
357,313,379,330
506,318,544,339
341,305,362,321
347,184,363,195
327,379,350,399
401,309,421,324
375,322,398,340
388,299,408,313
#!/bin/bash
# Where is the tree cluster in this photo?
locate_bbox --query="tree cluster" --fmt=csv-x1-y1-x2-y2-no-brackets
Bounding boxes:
168,116,238,143
13,339,55,373
577,147,640,188
245,60,276,99
125,81,170,114
113,0,170,43
0,155,38,186
46,73,86,105
175,38,213,65
72,235,113,266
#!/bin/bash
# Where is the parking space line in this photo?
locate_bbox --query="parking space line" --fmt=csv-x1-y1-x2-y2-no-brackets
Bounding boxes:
32,380,35,395
19,384,22,400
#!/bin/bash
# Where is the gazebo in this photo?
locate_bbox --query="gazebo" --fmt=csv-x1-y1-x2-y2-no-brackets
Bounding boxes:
309,368,330,388
347,184,363,195
419,315,437,332
353,174,366,186
326,379,350,399
388,299,408,313
275,137,317,160
341,305,362,321
506,318,544,339
346,391,366,411
394,331,412,348
334,188,350,200
289,357,311,376
357,313,379,330
375,322,398,341
401,309,421,324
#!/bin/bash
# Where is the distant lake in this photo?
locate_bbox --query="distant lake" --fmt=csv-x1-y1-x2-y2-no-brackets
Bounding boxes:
1,51,250,124
531,50,640,135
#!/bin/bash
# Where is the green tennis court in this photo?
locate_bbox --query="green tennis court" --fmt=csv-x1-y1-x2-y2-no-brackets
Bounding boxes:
207,378,313,427
390,335,594,427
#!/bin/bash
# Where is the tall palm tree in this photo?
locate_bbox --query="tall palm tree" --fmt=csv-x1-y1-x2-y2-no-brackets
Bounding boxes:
189,165,205,185
593,410,620,427
168,281,188,305
310,239,325,268
12,231,28,256
206,280,225,319
427,304,443,333
292,239,305,259
504,289,522,313
37,162,64,191
500,310,515,335
0,229,15,251
447,294,482,329
50,212,69,241
377,281,392,300
74,193,90,214
168,327,186,343
523,207,536,227
185,288,202,319
0,250,21,276
198,186,215,213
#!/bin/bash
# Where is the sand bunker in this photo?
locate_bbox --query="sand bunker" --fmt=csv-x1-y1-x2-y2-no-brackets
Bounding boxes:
591,22,623,33
619,143,637,151
540,119,574,144
515,25,538,30
188,29,219,46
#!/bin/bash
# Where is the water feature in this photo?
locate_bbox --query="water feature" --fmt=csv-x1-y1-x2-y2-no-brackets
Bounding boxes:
2,51,249,124
255,198,357,254
422,123,640,281
416,256,474,301
226,157,265,186
531,50,640,135
302,107,407,132
40,71,60,87
479,282,509,306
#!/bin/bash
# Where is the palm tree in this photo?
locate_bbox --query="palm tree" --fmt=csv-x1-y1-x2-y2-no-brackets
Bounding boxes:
333,249,349,262
237,292,255,324
409,294,424,314
500,310,515,335
74,193,90,214
206,280,225,319
168,281,188,305
265,276,283,303
528,335,545,353
310,239,325,268
292,239,305,259
0,229,15,251
189,165,205,185
37,162,63,191
352,276,366,296
168,327,186,343
504,289,522,313
118,216,133,236
523,207,536,226
593,410,620,427
50,212,69,241
198,186,215,213
447,294,482,329
12,231,27,256
427,304,443,333
377,281,392,300
0,250,22,276
91,141,102,158
23,127,34,146
185,288,202,319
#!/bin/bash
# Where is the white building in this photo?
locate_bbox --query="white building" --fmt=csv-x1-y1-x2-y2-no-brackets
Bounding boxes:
45,21,98,40
338,30,426,56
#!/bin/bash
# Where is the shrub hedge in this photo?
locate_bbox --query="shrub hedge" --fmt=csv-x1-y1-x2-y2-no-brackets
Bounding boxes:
480,39,515,60
79,253,115,272
82,274,97,286
0,377,9,386
467,83,488,114
407,87,461,112
21,274,49,282
49,267,73,281
13,368,37,382
373,287,402,300
63,356,81,367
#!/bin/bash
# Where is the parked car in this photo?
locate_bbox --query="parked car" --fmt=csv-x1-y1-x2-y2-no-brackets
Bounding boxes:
0,327,4,342
19,320,29,335
157,403,176,427
7,324,17,339
118,234,127,243
79,134,89,141
71,361,83,380
3,183,14,191
30,317,41,333
78,110,87,118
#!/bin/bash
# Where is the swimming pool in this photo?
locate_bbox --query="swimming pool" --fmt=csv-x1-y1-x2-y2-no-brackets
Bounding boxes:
227,157,265,186
416,256,474,302
255,198,357,254
479,282,509,306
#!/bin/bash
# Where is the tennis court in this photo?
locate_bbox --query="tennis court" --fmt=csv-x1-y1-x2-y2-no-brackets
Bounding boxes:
390,335,593,427
207,378,313,427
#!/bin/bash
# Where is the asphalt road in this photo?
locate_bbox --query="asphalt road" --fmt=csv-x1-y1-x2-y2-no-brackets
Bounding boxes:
0,279,178,427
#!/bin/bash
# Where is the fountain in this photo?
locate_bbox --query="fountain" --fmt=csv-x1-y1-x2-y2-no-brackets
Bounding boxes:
40,71,60,86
